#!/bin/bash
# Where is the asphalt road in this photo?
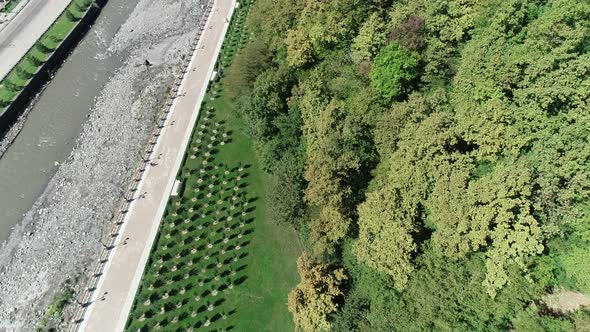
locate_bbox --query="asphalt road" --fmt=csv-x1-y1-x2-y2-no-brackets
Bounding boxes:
0,0,72,81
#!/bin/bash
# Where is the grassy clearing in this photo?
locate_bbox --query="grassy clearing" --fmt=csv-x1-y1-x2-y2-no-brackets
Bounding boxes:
125,1,300,331
0,0,93,110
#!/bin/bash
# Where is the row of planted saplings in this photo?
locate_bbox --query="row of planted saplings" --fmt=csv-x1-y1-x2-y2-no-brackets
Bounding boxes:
129,2,252,330
146,242,249,294
132,224,251,329
177,109,229,176
139,260,245,309
144,227,250,301
153,183,252,273
134,252,249,324
142,255,247,300
155,213,251,262
164,175,248,226
173,170,248,220
161,205,247,237
164,189,247,224
134,263,246,330
160,172,250,252
161,209,249,246
155,225,246,261
135,112,247,329
209,83,222,99
133,305,231,331
190,173,246,202
219,1,252,68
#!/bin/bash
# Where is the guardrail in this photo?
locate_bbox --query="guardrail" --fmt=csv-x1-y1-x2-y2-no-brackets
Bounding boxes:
65,1,215,330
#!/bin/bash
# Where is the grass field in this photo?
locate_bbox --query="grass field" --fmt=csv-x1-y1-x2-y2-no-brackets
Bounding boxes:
0,0,93,110
125,1,301,331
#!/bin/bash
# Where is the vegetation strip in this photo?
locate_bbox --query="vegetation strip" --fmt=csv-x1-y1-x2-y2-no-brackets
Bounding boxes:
37,286,75,330
0,0,94,112
126,0,299,331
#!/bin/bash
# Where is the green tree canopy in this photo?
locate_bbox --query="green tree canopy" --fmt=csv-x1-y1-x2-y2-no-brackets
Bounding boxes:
370,43,419,101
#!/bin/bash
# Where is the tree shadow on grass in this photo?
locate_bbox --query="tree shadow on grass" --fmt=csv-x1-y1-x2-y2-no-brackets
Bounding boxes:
234,276,247,286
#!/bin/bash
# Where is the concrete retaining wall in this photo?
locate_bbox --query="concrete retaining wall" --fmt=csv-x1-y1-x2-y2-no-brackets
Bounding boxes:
0,0,108,135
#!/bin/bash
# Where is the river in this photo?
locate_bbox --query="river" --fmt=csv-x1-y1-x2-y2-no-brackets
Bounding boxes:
0,0,140,243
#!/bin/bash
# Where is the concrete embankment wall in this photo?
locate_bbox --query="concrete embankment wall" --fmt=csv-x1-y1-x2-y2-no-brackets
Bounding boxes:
0,0,108,134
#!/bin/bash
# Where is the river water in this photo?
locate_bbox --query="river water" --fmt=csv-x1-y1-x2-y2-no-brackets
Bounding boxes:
0,0,140,243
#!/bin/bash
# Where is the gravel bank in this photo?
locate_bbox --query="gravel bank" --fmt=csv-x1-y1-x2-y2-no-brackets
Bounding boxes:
0,0,208,329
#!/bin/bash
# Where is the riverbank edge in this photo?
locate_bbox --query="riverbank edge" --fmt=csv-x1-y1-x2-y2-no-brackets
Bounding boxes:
0,0,108,136
0,0,209,329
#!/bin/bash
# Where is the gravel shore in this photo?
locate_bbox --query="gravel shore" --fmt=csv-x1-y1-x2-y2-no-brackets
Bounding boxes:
0,0,207,329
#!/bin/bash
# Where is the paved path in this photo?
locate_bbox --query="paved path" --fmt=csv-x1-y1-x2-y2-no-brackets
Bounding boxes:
0,0,73,81
78,0,235,331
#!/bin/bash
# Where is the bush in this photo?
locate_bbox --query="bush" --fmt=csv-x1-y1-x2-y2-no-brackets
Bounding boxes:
268,151,306,226
27,54,44,67
370,43,419,102
558,246,590,294
15,66,33,81
65,9,80,22
35,42,53,54
225,38,272,98
3,79,22,92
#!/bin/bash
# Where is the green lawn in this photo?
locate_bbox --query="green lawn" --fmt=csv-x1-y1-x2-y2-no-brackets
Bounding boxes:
206,86,301,332
125,1,301,331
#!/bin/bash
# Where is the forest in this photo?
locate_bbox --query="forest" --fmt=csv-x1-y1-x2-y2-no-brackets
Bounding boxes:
226,0,590,330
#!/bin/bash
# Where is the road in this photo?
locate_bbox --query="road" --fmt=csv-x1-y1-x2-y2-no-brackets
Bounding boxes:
77,0,235,330
0,0,73,81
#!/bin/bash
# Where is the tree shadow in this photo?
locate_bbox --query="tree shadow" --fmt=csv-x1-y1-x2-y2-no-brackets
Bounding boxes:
234,275,247,286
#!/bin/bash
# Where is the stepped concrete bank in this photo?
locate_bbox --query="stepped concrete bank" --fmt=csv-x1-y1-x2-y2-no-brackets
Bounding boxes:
0,0,107,135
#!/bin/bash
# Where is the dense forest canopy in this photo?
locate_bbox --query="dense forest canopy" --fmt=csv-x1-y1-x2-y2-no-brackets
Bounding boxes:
227,0,590,330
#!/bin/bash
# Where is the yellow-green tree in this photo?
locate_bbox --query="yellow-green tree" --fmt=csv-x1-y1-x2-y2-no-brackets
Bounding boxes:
288,253,348,332
286,0,370,67
354,187,417,289
351,12,388,63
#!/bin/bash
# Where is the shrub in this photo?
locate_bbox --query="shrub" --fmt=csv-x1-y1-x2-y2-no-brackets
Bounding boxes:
225,38,271,98
370,43,419,102
27,54,44,67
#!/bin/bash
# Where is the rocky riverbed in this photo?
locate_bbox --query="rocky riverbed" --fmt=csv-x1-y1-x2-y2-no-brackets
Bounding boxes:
0,0,208,329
